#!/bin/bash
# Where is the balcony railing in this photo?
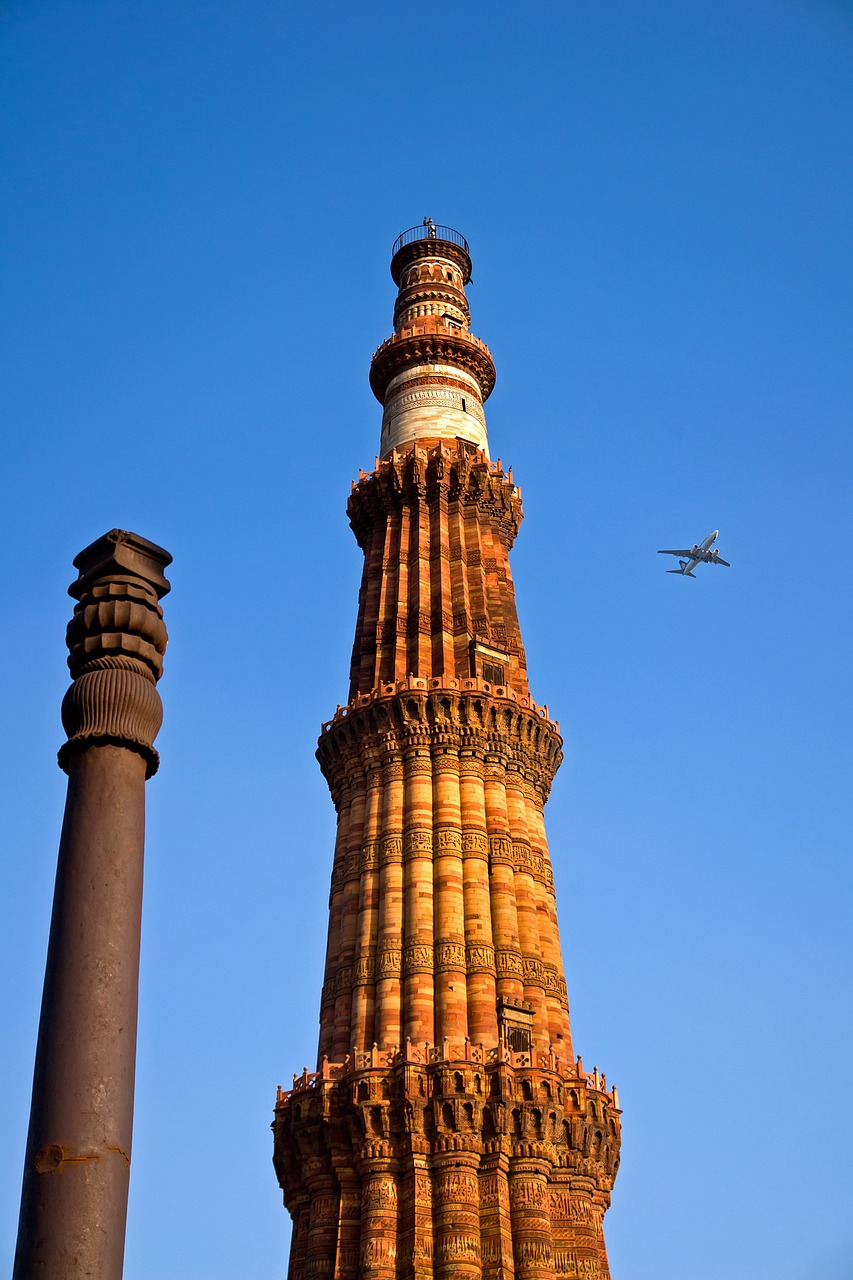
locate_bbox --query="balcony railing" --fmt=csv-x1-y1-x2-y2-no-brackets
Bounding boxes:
393,222,469,257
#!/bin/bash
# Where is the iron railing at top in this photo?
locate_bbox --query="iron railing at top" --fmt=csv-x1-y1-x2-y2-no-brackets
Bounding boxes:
392,222,469,257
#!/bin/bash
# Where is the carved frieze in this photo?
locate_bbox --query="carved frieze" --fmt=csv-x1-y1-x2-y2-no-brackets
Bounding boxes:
334,965,353,994
353,956,376,986
522,957,546,988
465,943,496,973
376,947,402,978
434,940,467,973
489,834,514,866
379,836,403,866
435,828,463,852
403,828,433,860
402,944,434,974
361,841,380,871
495,948,524,978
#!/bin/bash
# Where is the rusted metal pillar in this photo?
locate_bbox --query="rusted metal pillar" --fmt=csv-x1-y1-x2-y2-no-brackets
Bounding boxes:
14,529,171,1280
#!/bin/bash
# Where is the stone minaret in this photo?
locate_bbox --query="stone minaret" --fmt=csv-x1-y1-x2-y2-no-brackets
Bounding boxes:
273,224,621,1280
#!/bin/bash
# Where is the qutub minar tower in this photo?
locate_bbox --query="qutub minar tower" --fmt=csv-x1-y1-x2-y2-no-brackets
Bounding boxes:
273,222,621,1280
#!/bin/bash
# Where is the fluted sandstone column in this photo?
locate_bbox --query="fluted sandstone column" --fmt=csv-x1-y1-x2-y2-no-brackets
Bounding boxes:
333,773,367,1058
360,1164,399,1280
484,764,525,1004
527,795,573,1051
319,796,352,1061
14,529,170,1280
432,752,468,1042
402,750,434,1043
510,1158,555,1280
375,757,404,1049
506,773,549,1053
460,755,498,1044
304,1172,341,1280
433,1153,481,1280
351,769,383,1046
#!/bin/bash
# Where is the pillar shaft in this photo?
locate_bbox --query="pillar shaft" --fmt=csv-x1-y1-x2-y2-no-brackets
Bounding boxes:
14,529,170,1280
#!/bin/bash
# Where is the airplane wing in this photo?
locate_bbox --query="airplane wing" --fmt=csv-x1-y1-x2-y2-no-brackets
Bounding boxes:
713,557,731,567
657,549,692,557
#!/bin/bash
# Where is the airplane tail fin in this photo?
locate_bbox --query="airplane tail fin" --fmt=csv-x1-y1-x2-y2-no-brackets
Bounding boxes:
667,561,697,578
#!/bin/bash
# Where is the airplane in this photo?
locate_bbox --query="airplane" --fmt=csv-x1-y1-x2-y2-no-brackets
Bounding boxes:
658,530,730,577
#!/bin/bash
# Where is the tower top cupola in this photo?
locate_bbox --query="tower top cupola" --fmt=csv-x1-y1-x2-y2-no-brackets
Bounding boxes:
370,219,496,459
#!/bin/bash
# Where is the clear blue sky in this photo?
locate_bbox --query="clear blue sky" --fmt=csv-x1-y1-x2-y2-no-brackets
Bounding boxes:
1,2,851,1277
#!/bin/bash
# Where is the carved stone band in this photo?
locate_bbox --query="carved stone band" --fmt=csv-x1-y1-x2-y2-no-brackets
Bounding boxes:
462,830,489,857
465,943,496,974
376,947,402,978
434,940,466,973
361,841,380,871
403,943,434,974
403,829,433,860
379,836,403,866
334,965,353,994
352,956,376,986
495,948,524,978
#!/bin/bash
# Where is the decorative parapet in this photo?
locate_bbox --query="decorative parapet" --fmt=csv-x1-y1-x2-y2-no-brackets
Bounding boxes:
276,1041,619,1111
321,673,558,736
58,529,171,778
317,679,563,804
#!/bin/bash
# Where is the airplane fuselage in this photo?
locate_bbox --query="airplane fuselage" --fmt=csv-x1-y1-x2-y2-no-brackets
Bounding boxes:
659,530,730,576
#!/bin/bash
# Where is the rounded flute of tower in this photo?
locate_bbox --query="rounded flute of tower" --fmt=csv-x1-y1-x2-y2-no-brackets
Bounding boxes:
370,221,496,459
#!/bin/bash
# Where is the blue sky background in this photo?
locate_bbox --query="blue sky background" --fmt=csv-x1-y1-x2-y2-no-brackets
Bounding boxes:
1,2,851,1277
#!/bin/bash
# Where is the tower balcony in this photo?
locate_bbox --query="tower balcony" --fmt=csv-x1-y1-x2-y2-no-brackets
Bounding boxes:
392,223,469,257
369,318,496,404
390,222,472,288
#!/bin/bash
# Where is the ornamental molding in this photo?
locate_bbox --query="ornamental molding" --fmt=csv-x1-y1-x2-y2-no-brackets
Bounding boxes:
434,828,463,853
402,828,433,860
318,685,562,807
59,530,171,777
403,943,434,974
465,943,496,974
462,830,489,856
370,327,496,405
434,940,467,973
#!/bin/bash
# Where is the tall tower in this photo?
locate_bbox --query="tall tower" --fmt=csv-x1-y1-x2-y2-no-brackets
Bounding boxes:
273,223,621,1280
